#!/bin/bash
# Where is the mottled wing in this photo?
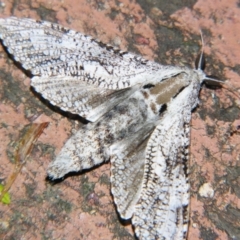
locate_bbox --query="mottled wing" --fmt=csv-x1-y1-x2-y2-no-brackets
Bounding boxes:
131,86,195,239
0,17,176,121
132,120,190,239
0,17,164,89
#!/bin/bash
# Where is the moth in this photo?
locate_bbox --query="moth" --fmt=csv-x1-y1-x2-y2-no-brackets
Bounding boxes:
0,17,219,239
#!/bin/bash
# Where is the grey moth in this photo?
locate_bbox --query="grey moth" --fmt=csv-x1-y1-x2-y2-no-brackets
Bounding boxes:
0,17,219,240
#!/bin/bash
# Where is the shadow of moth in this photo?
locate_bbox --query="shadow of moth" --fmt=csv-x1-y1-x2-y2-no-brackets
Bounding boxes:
0,17,220,239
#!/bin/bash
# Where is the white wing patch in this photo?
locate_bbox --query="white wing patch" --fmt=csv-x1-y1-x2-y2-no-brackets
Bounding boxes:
0,17,209,240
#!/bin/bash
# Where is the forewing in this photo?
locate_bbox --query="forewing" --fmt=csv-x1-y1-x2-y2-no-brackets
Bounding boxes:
0,17,166,89
130,73,203,240
0,17,187,121
132,112,190,240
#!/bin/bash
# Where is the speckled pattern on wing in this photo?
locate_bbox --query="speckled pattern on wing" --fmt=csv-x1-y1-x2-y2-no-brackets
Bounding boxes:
0,17,208,240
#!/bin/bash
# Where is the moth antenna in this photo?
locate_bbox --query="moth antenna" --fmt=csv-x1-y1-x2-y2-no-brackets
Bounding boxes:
195,30,206,70
204,75,240,101
199,29,205,65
